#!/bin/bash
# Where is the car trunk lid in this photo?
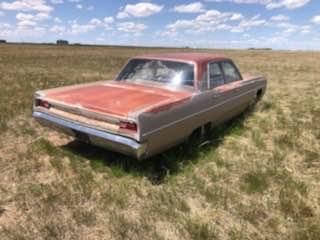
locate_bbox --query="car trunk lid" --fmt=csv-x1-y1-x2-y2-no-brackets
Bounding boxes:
44,81,192,117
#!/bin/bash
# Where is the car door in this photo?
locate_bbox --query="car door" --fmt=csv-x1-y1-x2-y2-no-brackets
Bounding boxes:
205,60,246,125
204,61,233,125
220,61,253,116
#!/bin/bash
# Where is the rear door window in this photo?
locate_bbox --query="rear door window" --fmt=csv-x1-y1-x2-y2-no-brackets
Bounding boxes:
221,61,241,84
208,62,224,89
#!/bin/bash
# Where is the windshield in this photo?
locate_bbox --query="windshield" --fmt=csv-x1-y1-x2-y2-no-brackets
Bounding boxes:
117,59,195,87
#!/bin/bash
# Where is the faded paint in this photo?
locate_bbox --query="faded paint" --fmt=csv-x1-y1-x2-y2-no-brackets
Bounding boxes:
136,53,227,65
33,53,267,159
46,81,192,118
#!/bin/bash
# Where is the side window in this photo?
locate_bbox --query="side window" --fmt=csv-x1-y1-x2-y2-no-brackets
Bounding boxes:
221,61,241,84
208,62,224,89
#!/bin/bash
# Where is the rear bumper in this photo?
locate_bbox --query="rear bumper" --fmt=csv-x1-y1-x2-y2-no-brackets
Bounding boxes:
33,111,147,159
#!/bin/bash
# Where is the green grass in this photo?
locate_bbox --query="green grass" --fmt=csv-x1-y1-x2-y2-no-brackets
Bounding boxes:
1,44,320,240
241,170,269,194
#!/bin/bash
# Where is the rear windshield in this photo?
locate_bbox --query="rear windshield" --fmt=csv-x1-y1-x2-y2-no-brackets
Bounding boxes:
117,59,195,87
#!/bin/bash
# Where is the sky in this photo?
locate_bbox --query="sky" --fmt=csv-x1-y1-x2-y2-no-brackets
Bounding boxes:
0,0,320,50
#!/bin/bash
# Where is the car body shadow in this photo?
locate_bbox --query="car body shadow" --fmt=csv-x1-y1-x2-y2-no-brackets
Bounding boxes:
61,107,255,185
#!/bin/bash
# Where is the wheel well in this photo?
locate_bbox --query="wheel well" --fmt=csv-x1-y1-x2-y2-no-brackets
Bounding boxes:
190,122,212,139
256,89,263,100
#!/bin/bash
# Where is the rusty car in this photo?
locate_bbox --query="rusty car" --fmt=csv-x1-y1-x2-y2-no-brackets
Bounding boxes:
33,53,267,159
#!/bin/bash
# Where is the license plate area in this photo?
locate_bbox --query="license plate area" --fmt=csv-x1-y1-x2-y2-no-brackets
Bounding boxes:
73,130,90,143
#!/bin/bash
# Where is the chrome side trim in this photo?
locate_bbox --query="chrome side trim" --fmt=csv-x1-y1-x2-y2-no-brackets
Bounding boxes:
143,85,264,137
33,111,142,150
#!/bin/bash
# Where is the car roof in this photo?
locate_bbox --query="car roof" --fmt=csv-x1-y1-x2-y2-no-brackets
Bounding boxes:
134,52,229,64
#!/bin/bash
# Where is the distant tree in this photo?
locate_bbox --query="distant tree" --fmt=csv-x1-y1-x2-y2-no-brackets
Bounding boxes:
56,40,69,45
0,40,7,43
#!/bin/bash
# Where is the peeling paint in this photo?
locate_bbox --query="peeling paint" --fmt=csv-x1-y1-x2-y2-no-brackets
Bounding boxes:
33,53,267,159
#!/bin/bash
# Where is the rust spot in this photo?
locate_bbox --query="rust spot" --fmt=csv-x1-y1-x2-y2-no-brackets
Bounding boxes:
47,82,192,117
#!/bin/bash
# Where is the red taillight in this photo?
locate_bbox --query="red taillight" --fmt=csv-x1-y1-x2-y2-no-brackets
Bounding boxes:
36,99,51,109
119,121,137,132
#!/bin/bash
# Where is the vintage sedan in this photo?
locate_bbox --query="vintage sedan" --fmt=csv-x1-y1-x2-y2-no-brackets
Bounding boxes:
33,53,267,159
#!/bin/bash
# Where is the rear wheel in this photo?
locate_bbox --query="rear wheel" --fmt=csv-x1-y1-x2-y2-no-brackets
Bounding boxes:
249,89,263,108
190,122,212,142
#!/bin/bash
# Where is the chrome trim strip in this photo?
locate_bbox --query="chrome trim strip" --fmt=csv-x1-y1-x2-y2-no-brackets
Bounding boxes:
33,111,142,150
143,85,264,137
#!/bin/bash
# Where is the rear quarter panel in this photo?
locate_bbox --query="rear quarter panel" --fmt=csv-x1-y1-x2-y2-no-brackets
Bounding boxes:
137,74,266,157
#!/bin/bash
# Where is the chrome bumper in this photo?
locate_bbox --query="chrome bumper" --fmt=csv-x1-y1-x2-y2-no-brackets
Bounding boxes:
33,111,147,159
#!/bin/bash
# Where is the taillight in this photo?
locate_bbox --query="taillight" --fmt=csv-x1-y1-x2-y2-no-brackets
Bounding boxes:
119,121,137,132
36,99,51,109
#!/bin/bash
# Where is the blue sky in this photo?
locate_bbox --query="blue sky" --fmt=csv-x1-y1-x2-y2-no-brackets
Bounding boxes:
0,0,320,49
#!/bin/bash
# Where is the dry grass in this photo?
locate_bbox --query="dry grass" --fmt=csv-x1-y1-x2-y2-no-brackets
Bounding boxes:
0,44,320,240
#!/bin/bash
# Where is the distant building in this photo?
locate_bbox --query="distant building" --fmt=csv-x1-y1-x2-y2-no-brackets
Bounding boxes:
248,48,272,51
0,40,7,44
56,40,69,45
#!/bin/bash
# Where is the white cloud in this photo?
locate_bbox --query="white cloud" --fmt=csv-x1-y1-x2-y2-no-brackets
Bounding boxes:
165,9,251,34
54,17,62,23
68,0,80,2
164,10,248,35
104,16,114,24
89,18,102,26
49,25,65,34
0,22,46,39
266,0,310,9
117,2,163,19
76,4,82,9
117,22,147,33
71,23,95,34
16,12,50,21
50,0,63,4
205,0,310,10
274,21,312,35
230,13,243,20
0,11,4,16
0,0,53,13
271,14,289,21
87,5,94,11
68,16,114,34
231,15,266,32
300,25,311,34
196,10,243,22
0,22,11,29
311,16,320,25
96,37,105,42
173,2,205,13
0,22,11,37
14,11,50,31
117,12,129,19
167,20,194,31
17,19,37,27
87,17,114,29
0,1,53,39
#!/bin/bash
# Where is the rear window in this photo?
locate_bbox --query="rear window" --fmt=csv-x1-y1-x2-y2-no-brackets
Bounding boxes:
221,61,241,83
117,59,195,87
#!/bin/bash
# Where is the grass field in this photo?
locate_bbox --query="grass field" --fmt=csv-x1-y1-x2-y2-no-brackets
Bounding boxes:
0,44,319,240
